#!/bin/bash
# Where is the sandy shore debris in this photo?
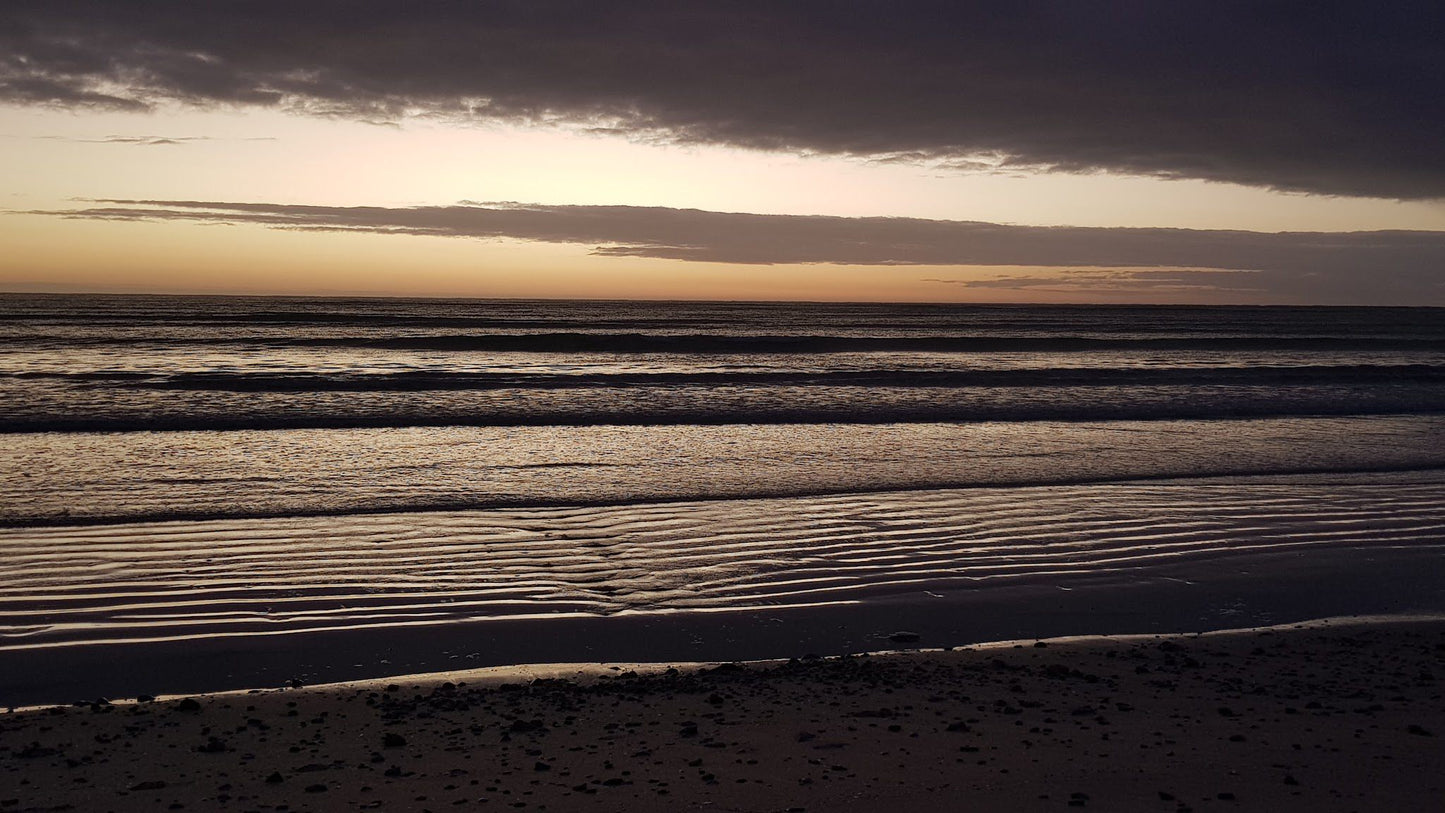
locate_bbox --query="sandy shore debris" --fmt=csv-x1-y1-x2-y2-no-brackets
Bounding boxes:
2,617,1443,812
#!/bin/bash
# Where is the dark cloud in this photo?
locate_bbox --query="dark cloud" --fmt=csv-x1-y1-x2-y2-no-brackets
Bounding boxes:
37,135,200,146
28,135,276,145
2,2,1442,198
25,199,1445,304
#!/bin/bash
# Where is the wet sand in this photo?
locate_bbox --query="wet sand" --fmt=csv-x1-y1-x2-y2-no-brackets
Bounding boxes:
7,471,1445,708
3,616,1443,812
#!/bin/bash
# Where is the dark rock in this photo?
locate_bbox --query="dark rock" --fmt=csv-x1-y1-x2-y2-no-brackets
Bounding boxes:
383,733,407,748
129,781,166,791
175,698,202,713
265,772,284,784
888,632,921,644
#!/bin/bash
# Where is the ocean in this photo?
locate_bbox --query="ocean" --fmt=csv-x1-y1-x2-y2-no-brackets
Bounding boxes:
3,294,1445,704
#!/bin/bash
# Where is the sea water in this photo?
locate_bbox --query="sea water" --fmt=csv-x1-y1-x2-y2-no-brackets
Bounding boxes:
3,295,1444,701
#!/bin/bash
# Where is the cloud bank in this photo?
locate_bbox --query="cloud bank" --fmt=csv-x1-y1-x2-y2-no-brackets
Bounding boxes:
2,2,1443,198
32,200,1445,304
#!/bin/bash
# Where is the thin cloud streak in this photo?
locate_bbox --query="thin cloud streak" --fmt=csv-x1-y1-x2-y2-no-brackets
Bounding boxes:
31,135,227,146
38,135,277,145
25,200,1445,304
1,3,1443,198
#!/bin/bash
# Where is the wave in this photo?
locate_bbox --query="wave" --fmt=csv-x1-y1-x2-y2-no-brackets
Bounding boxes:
3,461,1443,530
9,332,1445,353
8,363,1441,391
3,399,1444,434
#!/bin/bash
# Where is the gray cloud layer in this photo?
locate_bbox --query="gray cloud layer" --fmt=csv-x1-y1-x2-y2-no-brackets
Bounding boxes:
2,2,1443,198
31,200,1445,304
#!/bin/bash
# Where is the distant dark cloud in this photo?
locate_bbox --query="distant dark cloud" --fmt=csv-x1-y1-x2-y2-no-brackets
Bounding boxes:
25,199,1445,304
5,133,275,146
2,2,1442,198
32,135,236,146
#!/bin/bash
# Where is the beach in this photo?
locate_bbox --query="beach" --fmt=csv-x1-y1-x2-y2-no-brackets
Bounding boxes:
4,296,1445,808
5,470,1445,706
4,616,1443,812
7,2,1445,807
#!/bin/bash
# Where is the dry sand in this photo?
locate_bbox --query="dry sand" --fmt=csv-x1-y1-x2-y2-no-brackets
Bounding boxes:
3,616,1443,812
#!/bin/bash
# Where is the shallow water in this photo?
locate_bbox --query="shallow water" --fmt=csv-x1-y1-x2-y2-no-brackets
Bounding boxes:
3,295,1444,700
4,471,1445,652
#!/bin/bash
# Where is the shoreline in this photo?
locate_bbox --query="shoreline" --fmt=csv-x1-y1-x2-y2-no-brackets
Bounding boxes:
7,540,1445,709
29,611,1437,710
7,466,1445,710
4,614,1442,811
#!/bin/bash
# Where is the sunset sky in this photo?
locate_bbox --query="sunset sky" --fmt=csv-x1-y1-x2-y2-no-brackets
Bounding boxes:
3,3,1444,304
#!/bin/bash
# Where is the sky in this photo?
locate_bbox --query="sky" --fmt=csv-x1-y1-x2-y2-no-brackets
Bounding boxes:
2,2,1444,304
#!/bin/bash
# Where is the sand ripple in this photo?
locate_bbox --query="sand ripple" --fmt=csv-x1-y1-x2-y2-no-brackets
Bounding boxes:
3,473,1445,649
